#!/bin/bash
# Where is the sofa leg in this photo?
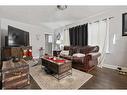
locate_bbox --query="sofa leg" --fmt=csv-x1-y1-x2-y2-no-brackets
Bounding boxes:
87,66,97,72
86,69,90,73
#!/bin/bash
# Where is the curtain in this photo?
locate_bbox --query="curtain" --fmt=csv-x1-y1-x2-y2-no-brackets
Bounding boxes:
63,29,70,46
88,22,99,46
106,19,110,53
88,18,110,66
69,24,88,46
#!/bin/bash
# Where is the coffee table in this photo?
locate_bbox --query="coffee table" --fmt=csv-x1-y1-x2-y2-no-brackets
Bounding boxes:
41,57,72,80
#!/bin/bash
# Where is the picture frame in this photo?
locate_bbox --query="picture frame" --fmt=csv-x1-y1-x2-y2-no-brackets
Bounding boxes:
122,13,127,36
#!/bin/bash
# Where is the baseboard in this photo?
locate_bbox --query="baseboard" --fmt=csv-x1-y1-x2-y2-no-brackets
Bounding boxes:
102,63,118,70
102,64,127,71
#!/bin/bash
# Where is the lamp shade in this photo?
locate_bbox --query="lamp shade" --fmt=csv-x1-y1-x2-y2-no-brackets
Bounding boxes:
56,40,61,45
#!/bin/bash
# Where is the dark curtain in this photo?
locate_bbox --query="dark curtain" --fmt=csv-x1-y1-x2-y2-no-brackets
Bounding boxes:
69,24,88,46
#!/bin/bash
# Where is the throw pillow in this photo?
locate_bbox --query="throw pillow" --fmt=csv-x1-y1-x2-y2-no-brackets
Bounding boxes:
73,53,85,57
23,49,28,58
28,49,32,57
60,50,69,56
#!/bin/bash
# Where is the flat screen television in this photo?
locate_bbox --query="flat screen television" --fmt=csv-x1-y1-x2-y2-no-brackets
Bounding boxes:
7,25,29,47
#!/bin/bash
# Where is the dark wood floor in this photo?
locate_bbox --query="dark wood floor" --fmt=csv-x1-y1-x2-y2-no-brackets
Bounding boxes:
1,67,127,89
29,75,41,89
80,67,127,89
28,67,127,89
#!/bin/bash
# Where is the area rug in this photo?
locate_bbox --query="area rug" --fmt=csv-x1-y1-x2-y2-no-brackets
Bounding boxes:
30,65,93,89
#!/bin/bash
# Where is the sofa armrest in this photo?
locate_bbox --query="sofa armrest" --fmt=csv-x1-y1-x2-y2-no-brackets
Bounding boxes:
84,54,92,62
72,56,84,63
88,52,101,59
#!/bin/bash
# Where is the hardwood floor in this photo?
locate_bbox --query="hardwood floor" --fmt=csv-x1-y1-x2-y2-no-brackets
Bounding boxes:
1,67,127,89
31,68,127,89
80,67,127,89
29,67,127,89
29,75,41,89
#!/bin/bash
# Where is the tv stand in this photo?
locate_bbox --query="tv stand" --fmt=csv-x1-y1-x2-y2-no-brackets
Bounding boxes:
2,46,32,61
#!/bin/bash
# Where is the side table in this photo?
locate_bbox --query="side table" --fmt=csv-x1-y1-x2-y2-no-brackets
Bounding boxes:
2,59,30,89
53,50,61,57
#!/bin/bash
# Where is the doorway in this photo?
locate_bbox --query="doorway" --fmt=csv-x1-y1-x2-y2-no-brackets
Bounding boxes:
45,34,53,55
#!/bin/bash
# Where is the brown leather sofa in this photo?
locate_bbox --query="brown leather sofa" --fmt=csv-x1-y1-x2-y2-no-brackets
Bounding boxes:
60,46,101,72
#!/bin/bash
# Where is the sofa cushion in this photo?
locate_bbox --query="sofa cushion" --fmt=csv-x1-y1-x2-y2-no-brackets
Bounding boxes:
60,50,69,56
60,55,72,60
73,53,85,57
69,47,78,55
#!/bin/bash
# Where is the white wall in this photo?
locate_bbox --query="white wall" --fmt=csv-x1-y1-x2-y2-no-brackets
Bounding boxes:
1,18,53,57
0,20,1,61
86,7,127,67
57,7,127,67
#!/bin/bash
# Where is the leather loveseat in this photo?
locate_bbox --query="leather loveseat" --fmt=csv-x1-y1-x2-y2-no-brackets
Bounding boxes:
60,46,101,72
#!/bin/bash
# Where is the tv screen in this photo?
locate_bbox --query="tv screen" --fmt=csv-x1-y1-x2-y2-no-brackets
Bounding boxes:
8,26,29,47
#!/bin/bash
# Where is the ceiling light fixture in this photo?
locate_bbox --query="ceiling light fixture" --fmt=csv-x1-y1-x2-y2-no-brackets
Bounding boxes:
57,5,67,10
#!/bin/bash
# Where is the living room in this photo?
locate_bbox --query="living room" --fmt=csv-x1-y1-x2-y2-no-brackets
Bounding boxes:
0,4,127,91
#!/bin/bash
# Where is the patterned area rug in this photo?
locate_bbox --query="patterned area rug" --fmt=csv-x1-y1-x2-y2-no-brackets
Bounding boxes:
30,65,93,89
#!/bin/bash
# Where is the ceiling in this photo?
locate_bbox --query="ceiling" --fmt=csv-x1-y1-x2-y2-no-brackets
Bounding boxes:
0,6,118,29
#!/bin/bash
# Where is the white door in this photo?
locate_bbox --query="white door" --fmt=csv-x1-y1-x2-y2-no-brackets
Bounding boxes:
45,34,52,55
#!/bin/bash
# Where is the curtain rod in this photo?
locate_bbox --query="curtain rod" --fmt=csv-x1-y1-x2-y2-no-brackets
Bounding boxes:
64,10,111,29
64,23,87,30
64,16,114,30
89,16,114,24
102,16,114,21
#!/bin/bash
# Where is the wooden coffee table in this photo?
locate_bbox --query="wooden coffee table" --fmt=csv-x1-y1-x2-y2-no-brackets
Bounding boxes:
41,57,72,80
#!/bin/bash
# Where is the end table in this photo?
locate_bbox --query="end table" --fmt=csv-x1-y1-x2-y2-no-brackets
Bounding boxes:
53,50,61,57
